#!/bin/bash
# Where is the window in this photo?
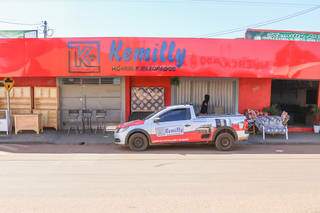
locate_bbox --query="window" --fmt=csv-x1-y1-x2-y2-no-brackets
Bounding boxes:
159,108,191,122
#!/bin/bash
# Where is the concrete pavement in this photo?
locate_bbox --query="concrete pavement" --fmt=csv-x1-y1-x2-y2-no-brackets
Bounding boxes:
1,144,320,212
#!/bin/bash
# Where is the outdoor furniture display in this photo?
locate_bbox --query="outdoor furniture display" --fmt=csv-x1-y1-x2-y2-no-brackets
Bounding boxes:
81,109,92,132
255,115,289,140
33,109,59,130
14,113,42,134
244,109,268,135
66,109,81,135
33,87,59,130
94,109,107,134
0,110,10,135
0,87,32,124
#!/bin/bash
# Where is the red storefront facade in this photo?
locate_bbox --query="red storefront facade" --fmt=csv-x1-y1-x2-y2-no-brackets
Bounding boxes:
1,37,320,128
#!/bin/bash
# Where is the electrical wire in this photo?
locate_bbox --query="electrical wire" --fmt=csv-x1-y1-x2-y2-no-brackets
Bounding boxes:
195,5,320,37
190,0,320,7
0,18,41,26
103,0,320,7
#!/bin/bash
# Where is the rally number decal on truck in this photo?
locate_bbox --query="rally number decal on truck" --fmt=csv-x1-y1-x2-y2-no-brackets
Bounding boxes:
156,126,184,137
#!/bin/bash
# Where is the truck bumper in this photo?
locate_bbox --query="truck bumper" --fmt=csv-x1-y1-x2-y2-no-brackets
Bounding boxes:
113,131,126,145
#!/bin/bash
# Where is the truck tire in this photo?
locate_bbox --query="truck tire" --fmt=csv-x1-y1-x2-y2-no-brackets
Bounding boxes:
215,132,235,151
128,133,149,151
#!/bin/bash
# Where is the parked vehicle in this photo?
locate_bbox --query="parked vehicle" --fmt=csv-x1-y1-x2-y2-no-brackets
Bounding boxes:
114,105,249,151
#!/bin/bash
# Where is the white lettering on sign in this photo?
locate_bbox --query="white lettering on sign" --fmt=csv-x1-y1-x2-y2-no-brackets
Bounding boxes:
156,126,184,137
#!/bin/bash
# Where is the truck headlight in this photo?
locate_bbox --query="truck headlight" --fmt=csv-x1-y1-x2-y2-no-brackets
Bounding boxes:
117,127,128,133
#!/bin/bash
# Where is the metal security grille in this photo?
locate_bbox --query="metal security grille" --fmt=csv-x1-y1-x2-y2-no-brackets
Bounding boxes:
172,78,237,114
59,77,122,125
131,87,164,112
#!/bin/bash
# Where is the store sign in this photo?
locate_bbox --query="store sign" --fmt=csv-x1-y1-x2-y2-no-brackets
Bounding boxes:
2,37,320,79
109,39,186,72
68,41,101,73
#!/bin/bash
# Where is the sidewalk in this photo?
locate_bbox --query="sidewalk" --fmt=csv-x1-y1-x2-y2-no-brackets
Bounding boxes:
247,132,320,144
0,130,319,145
0,130,114,144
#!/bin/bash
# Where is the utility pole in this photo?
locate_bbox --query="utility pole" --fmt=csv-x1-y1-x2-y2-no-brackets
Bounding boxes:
43,20,48,38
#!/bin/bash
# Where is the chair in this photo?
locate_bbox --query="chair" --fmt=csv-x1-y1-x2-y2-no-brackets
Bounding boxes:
255,115,289,140
94,109,107,134
66,109,81,135
81,109,93,132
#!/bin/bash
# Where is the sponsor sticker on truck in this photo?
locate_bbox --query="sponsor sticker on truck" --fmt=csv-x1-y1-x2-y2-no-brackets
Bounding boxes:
156,126,184,137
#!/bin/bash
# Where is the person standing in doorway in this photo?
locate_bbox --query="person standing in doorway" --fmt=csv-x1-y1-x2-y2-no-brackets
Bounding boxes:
200,94,210,114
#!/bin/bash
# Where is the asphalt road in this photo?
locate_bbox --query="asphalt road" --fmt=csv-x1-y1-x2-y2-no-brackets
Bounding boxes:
1,144,320,213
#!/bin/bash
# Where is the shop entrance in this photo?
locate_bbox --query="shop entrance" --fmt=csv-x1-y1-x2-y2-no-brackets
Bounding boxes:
271,80,319,126
59,77,123,128
172,78,238,114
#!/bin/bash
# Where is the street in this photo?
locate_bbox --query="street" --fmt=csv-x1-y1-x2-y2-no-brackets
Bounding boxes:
1,143,320,213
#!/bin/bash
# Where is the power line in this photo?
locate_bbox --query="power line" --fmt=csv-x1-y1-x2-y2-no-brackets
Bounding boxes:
0,18,40,26
190,0,320,7
103,0,320,7
195,5,320,37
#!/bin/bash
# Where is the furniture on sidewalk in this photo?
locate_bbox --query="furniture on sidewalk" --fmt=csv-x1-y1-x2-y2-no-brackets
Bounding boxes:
255,115,289,140
82,109,92,133
0,110,10,135
33,87,59,130
14,113,42,134
244,109,268,135
247,120,256,135
66,109,81,135
94,109,107,134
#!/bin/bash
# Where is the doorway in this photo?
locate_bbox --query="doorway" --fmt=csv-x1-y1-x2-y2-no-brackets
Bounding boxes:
59,77,123,128
271,80,319,126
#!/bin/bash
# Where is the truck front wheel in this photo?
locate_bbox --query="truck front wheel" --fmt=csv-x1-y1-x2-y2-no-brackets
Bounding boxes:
128,133,149,151
215,132,235,151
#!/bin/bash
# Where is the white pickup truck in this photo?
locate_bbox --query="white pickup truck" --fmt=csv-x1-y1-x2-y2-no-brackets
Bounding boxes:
114,105,249,151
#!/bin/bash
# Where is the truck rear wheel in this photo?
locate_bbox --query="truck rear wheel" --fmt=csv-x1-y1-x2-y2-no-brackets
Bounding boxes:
215,132,234,151
128,133,148,151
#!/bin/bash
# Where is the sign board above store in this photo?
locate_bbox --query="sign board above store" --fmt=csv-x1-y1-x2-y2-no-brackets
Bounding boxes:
0,37,320,80
246,29,320,42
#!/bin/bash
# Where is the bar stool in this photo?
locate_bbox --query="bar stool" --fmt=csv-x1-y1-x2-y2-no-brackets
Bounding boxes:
82,109,92,133
67,109,81,135
94,109,107,134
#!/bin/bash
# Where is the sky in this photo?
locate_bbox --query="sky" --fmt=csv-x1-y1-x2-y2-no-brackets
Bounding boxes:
0,0,320,38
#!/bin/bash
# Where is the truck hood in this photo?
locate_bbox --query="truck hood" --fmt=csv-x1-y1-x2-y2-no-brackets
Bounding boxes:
117,120,144,129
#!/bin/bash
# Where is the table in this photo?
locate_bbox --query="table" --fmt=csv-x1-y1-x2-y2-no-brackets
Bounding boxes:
14,114,43,134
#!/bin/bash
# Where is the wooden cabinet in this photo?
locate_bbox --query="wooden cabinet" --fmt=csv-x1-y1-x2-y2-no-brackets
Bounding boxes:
14,114,43,134
33,87,59,130
0,87,32,111
34,87,58,110
32,109,59,130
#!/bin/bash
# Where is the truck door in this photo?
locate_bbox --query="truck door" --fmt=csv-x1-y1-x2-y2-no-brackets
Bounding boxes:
150,108,193,144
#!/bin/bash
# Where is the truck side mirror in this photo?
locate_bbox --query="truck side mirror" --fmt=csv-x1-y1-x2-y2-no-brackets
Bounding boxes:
154,117,160,123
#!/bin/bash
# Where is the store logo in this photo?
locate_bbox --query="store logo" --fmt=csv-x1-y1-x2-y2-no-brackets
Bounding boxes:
68,41,101,73
109,40,186,68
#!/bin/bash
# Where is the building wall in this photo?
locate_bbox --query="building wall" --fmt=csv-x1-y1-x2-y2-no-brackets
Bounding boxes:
125,76,171,121
238,78,272,113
